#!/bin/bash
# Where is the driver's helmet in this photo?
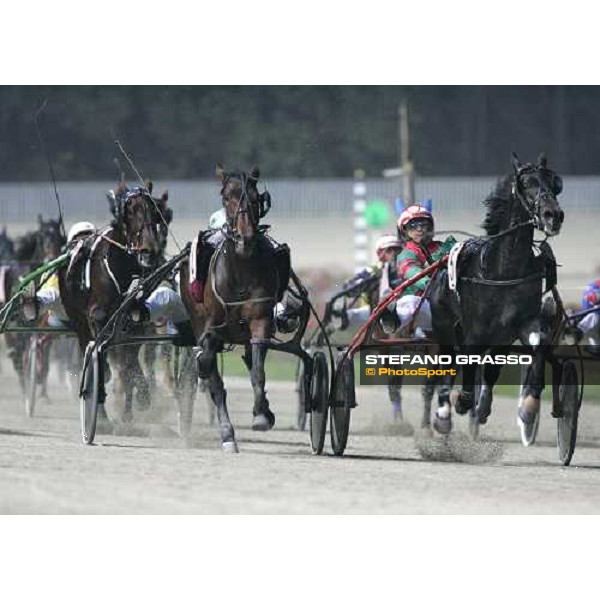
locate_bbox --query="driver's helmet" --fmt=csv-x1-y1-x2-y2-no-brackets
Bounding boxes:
375,234,402,260
67,221,96,244
397,205,434,231
582,279,600,309
209,208,227,229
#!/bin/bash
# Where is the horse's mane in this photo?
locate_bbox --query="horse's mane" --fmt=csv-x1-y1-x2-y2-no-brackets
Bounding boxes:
481,174,513,236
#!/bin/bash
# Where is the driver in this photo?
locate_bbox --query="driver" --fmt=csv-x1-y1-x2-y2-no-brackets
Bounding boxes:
23,221,96,324
391,205,456,336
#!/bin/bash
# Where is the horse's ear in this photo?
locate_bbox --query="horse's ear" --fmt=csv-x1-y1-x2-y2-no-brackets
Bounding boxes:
250,165,260,180
511,152,521,173
161,191,168,202
37,214,43,226
216,163,226,183
537,152,547,168
145,180,154,195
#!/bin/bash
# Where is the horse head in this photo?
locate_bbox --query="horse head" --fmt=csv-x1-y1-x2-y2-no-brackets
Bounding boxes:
37,215,66,260
217,164,268,258
151,185,172,255
511,152,564,237
120,187,162,269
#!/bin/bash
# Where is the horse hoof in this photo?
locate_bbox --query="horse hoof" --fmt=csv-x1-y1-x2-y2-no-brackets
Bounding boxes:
454,390,474,415
432,403,452,435
517,407,540,447
252,414,273,431
222,440,239,453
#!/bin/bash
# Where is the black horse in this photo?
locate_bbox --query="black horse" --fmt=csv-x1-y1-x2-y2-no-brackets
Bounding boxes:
180,164,288,451
60,185,164,425
429,152,564,440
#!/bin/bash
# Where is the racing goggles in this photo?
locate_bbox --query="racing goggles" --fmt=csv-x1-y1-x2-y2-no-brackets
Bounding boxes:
405,218,433,232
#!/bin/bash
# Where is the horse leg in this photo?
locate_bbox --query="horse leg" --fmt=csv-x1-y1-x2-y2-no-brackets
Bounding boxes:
121,348,143,422
133,345,151,411
249,341,275,431
433,372,453,435
40,338,51,401
161,343,174,392
421,378,434,430
455,361,476,415
141,343,156,405
431,348,455,434
388,375,403,420
517,344,546,446
479,359,503,424
206,361,237,452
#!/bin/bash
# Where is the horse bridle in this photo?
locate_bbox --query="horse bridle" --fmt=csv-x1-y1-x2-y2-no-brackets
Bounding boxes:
119,187,160,254
221,172,271,236
510,165,561,232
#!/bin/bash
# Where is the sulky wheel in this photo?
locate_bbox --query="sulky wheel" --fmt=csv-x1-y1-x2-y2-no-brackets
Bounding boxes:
79,343,100,445
557,360,581,466
24,334,39,418
330,352,355,456
309,350,329,455
295,357,308,431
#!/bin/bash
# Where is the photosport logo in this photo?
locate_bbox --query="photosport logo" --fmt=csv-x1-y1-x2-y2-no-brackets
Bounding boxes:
359,347,534,386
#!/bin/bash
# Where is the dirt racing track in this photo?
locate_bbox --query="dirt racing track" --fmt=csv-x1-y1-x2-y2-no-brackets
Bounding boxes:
1,361,599,514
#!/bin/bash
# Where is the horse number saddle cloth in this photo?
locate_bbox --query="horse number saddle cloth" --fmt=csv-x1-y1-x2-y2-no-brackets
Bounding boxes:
189,228,291,304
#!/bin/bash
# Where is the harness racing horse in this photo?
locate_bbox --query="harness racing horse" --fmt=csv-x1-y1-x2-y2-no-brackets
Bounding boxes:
180,165,288,452
60,186,164,425
429,152,563,441
2,217,65,396
108,180,174,405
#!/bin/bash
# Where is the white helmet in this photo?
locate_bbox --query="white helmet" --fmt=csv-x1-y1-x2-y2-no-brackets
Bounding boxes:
67,221,95,244
375,234,402,254
209,208,227,229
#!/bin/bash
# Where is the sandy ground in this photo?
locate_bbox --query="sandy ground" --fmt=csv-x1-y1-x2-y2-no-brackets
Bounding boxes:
1,357,599,514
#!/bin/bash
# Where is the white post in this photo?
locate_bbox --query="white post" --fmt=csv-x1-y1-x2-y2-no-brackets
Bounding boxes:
353,169,368,274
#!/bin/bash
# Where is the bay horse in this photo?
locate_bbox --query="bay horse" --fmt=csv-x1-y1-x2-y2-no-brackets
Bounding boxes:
429,152,564,441
2,217,65,396
180,165,284,452
107,180,174,405
60,185,164,425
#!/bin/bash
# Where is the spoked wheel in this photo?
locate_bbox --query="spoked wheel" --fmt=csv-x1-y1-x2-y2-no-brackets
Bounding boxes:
173,346,198,439
309,351,329,455
557,360,580,466
330,352,355,456
468,366,482,441
24,334,39,418
295,358,308,431
80,344,100,445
